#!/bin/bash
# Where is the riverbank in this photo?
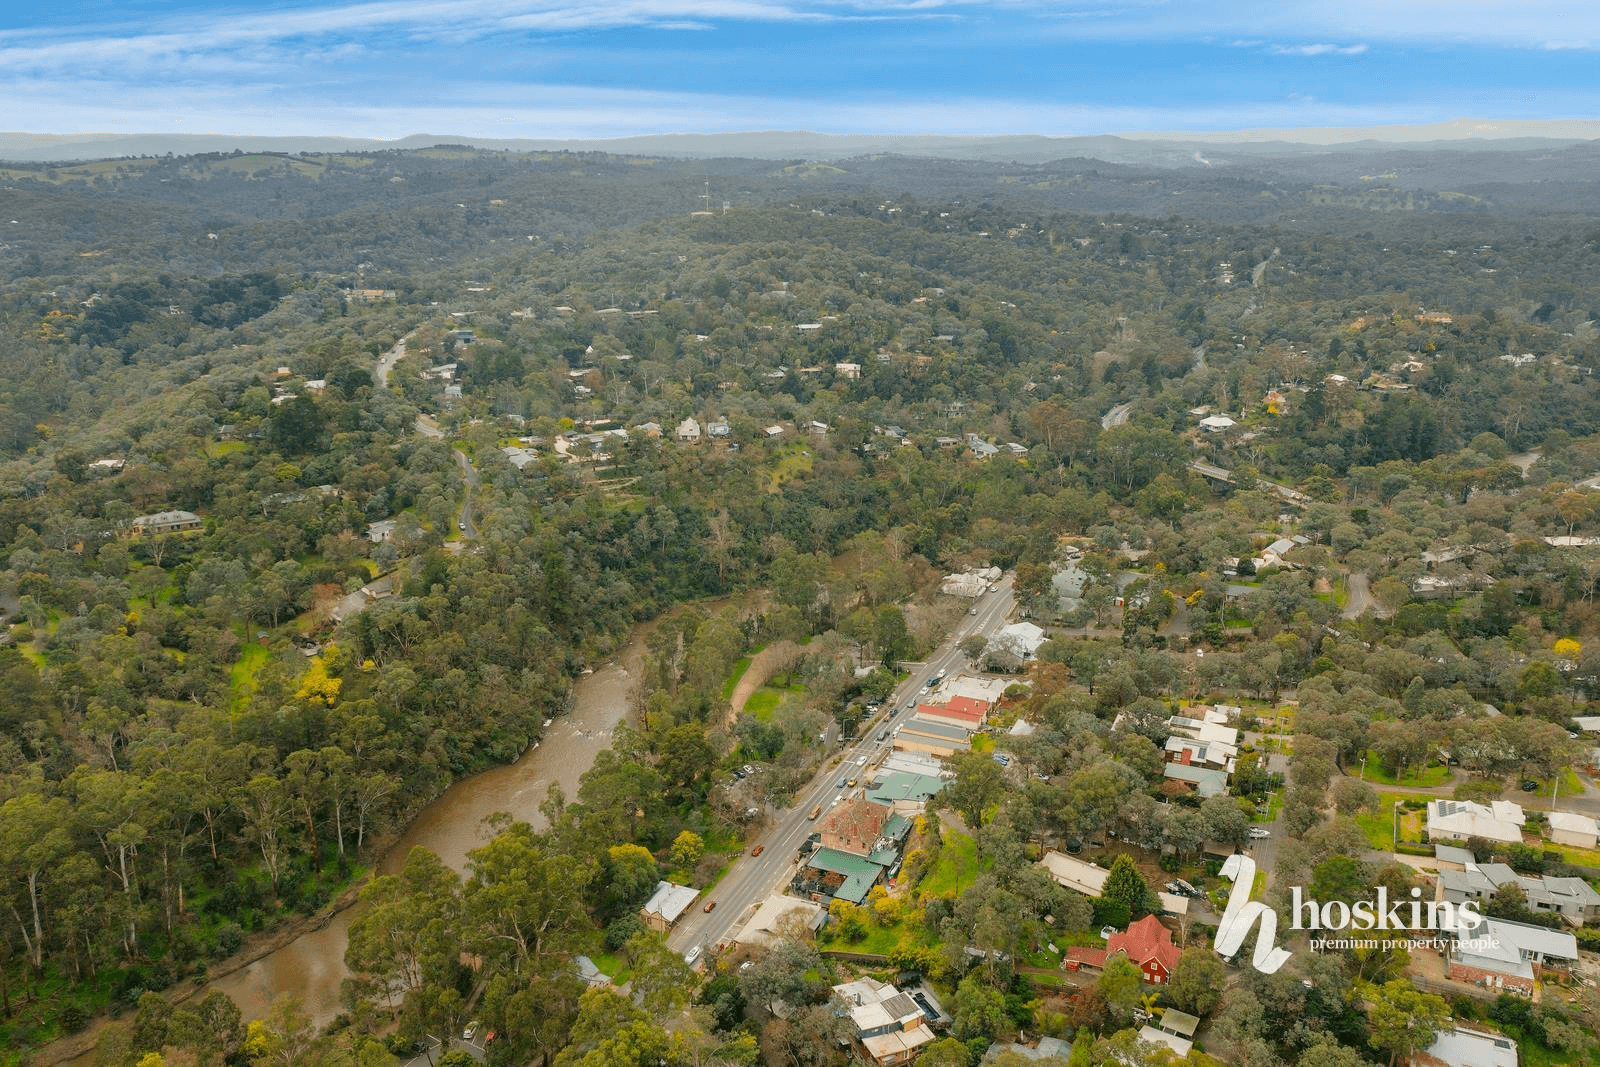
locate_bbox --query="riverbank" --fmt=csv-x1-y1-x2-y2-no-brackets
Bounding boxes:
32,625,656,1067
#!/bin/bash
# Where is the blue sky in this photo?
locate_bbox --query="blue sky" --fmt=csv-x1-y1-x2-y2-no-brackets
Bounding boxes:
6,1,1600,139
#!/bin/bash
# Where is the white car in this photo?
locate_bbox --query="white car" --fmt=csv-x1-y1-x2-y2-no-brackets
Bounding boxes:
1248,827,1271,839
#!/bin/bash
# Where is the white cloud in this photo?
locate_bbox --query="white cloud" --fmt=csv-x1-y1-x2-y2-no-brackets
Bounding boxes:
1269,42,1368,56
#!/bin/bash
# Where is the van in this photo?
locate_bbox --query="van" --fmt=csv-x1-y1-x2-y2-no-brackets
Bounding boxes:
808,804,823,820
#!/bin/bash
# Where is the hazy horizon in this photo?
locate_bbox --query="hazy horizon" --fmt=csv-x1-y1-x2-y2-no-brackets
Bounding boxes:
6,2,1600,143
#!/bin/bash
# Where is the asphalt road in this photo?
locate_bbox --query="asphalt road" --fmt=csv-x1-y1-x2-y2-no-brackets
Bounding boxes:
667,575,1017,959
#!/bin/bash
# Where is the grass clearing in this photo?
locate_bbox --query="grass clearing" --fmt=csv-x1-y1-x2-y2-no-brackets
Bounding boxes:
229,642,273,712
1355,810,1395,850
1358,749,1452,788
919,830,988,898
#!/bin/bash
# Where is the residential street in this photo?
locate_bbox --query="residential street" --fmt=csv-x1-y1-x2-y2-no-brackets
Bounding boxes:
667,576,1017,958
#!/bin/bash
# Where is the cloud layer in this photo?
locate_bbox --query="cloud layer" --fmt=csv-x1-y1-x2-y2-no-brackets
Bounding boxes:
4,0,1599,137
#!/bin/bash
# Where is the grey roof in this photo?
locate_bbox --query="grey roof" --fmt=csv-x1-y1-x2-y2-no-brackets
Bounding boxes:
1162,763,1228,797
1422,1027,1518,1067
642,880,699,923
1435,844,1478,867
903,717,973,741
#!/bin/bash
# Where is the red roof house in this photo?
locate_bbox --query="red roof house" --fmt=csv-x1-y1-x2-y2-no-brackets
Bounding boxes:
1064,946,1106,972
1107,915,1181,984
914,702,984,729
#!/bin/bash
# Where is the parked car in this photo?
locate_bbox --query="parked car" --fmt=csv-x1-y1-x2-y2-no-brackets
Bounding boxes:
704,900,717,912
1248,827,1271,839
463,1021,481,1042
750,844,765,857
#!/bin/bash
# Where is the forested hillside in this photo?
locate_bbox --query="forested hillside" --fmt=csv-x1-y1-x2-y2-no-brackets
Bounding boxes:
3,143,1600,1067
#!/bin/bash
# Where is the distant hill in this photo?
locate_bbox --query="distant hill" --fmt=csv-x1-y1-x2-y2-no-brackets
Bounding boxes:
1,118,1597,166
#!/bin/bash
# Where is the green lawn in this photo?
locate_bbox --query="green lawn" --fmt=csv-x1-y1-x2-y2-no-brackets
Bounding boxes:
743,682,804,721
919,830,988,898
229,642,274,712
744,689,781,719
1358,749,1452,788
1355,810,1395,850
1526,768,1584,799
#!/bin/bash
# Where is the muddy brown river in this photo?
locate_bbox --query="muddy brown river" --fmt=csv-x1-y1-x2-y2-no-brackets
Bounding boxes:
211,653,637,1029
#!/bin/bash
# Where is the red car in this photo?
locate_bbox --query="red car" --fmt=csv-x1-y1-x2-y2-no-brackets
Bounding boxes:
703,900,717,913
750,844,765,857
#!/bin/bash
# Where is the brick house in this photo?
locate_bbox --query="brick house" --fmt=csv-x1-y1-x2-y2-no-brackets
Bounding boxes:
819,799,892,857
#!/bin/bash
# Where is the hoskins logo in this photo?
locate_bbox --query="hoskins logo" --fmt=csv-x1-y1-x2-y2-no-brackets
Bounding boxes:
1213,854,1482,973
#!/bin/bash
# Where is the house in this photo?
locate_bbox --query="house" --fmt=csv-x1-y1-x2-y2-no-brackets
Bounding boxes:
832,977,936,1067
1138,1008,1200,1058
1036,854,1187,915
991,622,1047,659
864,772,946,815
835,362,861,380
574,955,612,989
1572,716,1600,734
983,1038,1071,1063
941,572,988,598
1107,915,1182,984
1446,916,1579,992
1040,852,1111,896
764,425,786,438
807,420,830,437
1199,414,1236,432
1547,811,1599,848
734,893,825,948
366,519,398,543
88,456,125,473
1163,763,1229,798
640,880,699,933
1427,800,1525,845
913,699,987,732
129,510,202,536
820,799,892,856
502,446,540,469
943,674,1012,705
675,418,702,443
707,418,731,438
1063,946,1106,973
1438,860,1600,926
1412,1025,1518,1067
1165,715,1239,772
893,717,972,758
800,847,887,904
